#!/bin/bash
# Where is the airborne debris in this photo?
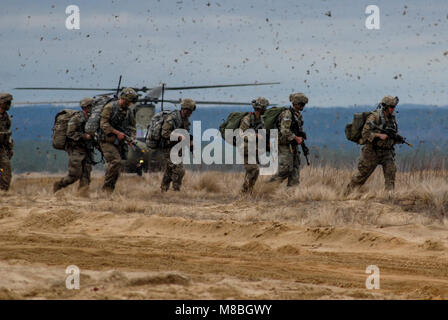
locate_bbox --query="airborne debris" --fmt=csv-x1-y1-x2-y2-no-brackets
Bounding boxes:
325,11,332,17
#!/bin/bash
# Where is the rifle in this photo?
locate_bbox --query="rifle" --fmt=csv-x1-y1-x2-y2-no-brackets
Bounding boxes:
369,121,412,147
123,134,148,153
297,132,310,166
288,107,311,165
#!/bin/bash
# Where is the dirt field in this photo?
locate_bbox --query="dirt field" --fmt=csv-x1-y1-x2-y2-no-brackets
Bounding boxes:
0,168,447,299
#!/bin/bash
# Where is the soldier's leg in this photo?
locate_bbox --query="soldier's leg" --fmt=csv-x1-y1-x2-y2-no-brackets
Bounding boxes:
0,150,12,191
269,145,292,184
170,163,185,191
287,151,301,187
381,151,397,191
346,147,379,193
161,149,172,191
242,163,259,193
79,157,92,189
242,150,260,193
54,149,84,192
101,143,122,191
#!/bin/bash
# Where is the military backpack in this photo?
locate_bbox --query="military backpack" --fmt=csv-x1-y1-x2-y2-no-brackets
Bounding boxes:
51,109,78,150
219,112,250,146
345,111,373,144
262,107,286,130
145,110,174,148
84,96,114,135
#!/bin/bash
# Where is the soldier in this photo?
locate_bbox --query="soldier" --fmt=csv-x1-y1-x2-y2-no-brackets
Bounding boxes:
239,97,269,193
269,93,308,186
160,98,195,192
53,98,95,192
100,88,137,192
0,93,14,191
345,96,402,193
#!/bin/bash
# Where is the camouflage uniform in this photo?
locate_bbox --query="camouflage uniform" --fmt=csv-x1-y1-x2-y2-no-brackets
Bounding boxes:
269,93,308,186
100,94,136,192
160,110,190,191
238,97,268,193
0,93,13,191
346,108,399,192
54,110,93,191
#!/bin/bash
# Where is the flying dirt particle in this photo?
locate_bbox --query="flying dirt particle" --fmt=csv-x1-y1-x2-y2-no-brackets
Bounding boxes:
40,37,43,41
206,2,210,6
86,34,90,38
174,59,178,63
325,11,332,17
444,51,448,56
184,51,189,54
66,69,69,73
394,75,398,79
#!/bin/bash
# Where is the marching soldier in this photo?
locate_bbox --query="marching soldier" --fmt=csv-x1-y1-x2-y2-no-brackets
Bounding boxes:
0,93,14,191
239,97,268,193
160,98,195,192
100,88,137,192
53,98,95,192
269,93,309,187
345,96,403,193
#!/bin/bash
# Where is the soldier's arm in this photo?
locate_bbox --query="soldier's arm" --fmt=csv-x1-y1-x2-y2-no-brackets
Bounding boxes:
361,113,380,143
239,114,256,140
161,115,175,140
128,110,137,140
66,114,84,141
279,110,296,143
100,104,115,135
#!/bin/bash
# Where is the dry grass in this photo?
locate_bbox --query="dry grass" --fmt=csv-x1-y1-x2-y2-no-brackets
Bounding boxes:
7,166,448,227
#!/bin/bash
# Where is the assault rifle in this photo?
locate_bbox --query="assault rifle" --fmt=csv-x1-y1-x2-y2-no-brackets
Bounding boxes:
291,131,310,166
369,121,412,147
123,134,148,153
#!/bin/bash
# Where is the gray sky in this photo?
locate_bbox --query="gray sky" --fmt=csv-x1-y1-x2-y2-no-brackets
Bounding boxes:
1,0,447,107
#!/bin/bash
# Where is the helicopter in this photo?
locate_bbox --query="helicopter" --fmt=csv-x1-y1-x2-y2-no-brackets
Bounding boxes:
15,77,280,174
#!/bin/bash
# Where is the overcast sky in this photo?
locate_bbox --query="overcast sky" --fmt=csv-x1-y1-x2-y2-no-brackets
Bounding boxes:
1,0,447,107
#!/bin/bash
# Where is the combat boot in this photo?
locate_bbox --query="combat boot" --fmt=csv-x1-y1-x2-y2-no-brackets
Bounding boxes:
53,181,63,193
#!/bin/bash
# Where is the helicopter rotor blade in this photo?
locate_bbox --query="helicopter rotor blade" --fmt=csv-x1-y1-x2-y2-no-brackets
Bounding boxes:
14,87,117,91
15,82,280,92
13,100,81,106
137,98,277,106
164,82,280,91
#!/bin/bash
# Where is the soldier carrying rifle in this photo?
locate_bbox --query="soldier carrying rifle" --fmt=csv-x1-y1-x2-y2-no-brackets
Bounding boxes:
345,96,409,194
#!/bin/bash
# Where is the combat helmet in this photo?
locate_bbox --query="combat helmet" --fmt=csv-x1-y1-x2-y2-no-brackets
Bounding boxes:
120,87,138,102
381,96,399,108
0,92,13,104
251,97,269,112
80,97,94,109
289,93,308,105
180,98,196,111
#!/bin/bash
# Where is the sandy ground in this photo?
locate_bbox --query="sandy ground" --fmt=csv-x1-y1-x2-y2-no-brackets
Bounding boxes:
0,169,447,300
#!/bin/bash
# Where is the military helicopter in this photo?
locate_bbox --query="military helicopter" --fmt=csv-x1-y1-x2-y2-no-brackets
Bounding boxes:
15,77,279,174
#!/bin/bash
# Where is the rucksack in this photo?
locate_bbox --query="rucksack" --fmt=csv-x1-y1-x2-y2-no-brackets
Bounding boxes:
52,109,78,150
145,110,174,148
219,112,249,146
262,107,286,130
85,96,114,135
345,111,373,144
